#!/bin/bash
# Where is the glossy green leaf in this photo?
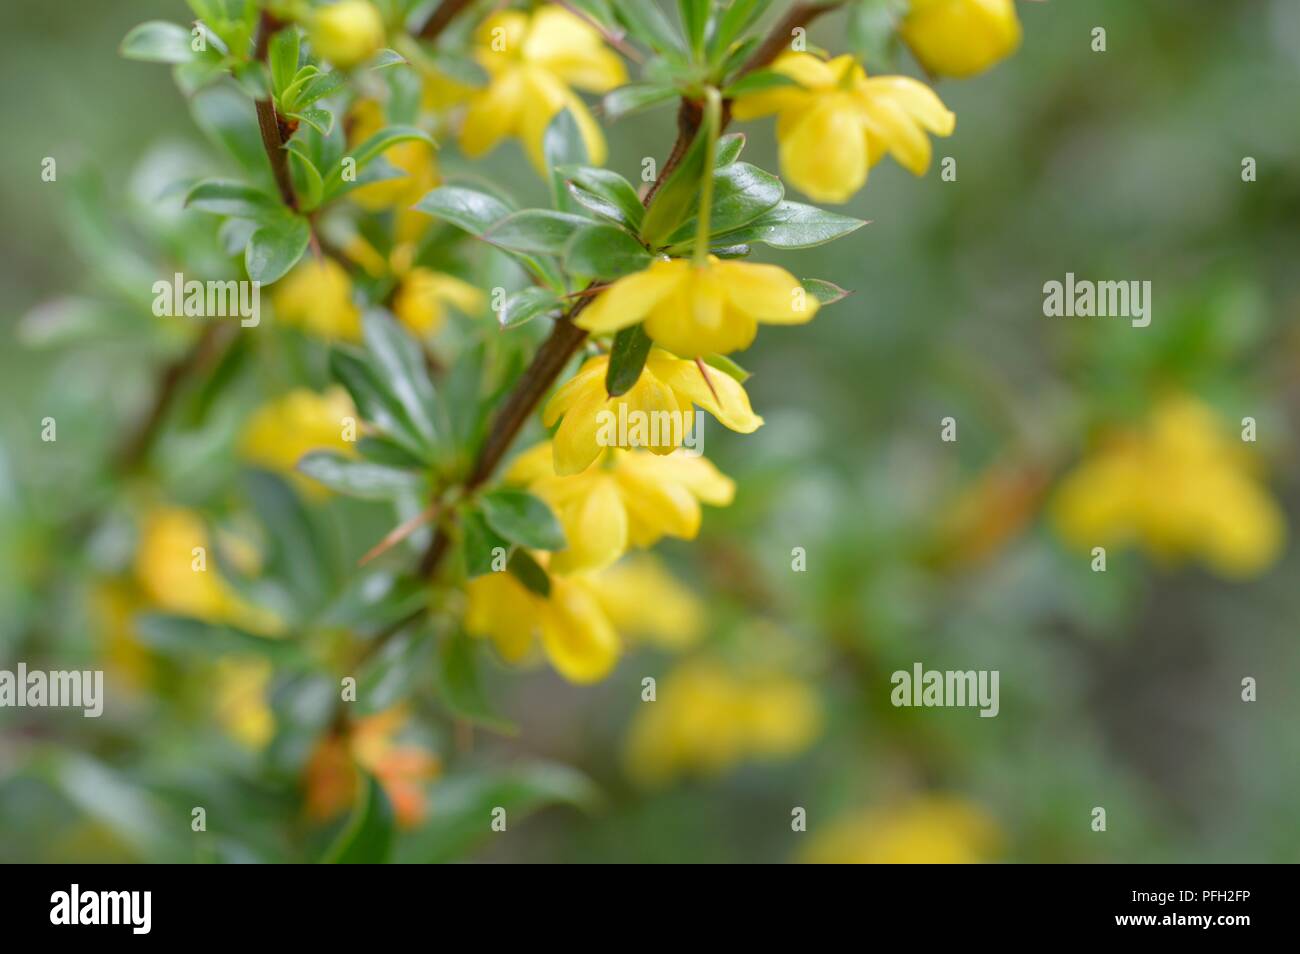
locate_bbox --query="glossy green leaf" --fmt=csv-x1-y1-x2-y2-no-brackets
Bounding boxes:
558,166,645,228
415,185,512,235
482,210,591,256
360,310,441,452
322,774,394,864
120,21,194,64
438,630,516,733
482,489,566,551
605,323,653,396
707,200,868,249
564,224,652,280
185,179,278,219
461,509,510,578
602,83,677,121
244,214,310,283
665,161,783,245
507,548,551,597
297,451,426,501
498,286,564,329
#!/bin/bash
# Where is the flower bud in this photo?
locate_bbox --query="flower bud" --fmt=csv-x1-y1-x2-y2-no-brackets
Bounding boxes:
310,0,385,69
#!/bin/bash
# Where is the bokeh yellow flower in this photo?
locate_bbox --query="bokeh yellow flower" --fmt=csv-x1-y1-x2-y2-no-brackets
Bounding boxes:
624,658,821,785
347,100,440,215
310,0,385,69
272,257,361,340
804,796,1002,863
507,441,734,574
544,348,762,476
460,5,626,174
133,505,280,634
465,570,620,683
238,387,357,496
732,52,955,203
589,555,705,651
305,707,440,828
212,657,275,749
1051,396,1285,577
901,0,1022,79
577,256,817,357
391,267,484,336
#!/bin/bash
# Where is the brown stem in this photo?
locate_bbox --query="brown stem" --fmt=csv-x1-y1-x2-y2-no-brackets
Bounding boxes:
253,12,297,210
738,2,841,77
418,0,476,40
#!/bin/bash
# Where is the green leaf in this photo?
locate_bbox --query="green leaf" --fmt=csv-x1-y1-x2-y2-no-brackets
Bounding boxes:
543,109,589,209
397,763,599,863
245,215,311,283
710,0,773,57
703,352,751,383
243,469,336,613
611,0,684,54
135,614,304,664
498,286,564,330
847,0,909,72
322,774,394,864
639,118,711,246
507,548,551,597
602,83,677,121
677,0,711,56
722,68,798,98
329,347,430,461
360,310,441,452
801,277,851,305
370,48,407,70
707,200,868,249
605,323,653,396
482,210,590,256
121,21,194,64
324,125,436,197
415,185,512,235
298,451,426,501
665,161,783,245
438,630,516,733
286,141,325,210
558,166,645,229
185,179,278,218
461,510,509,578
191,86,269,182
282,68,347,111
564,224,652,280
482,490,566,551
269,26,301,97
290,107,334,136
714,132,745,167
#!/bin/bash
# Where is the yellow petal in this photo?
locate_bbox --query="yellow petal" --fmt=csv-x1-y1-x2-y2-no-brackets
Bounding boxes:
525,7,626,91
859,94,932,176
614,460,702,545
578,260,686,336
862,76,956,135
460,69,526,158
465,573,538,663
646,350,763,434
778,95,868,203
551,387,612,475
539,577,620,683
900,0,1022,79
715,260,819,325
549,475,630,574
543,356,607,427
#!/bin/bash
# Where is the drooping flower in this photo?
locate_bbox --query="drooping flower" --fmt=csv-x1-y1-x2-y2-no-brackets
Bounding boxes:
310,0,386,69
272,257,362,340
543,348,762,476
238,387,357,496
464,570,620,683
900,0,1022,79
391,267,484,336
507,441,735,574
589,555,705,651
460,6,626,174
803,796,1002,864
576,256,817,358
623,658,821,785
732,52,955,203
1051,396,1285,578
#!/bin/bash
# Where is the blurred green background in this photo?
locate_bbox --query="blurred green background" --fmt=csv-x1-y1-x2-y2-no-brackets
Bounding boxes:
1,0,1299,863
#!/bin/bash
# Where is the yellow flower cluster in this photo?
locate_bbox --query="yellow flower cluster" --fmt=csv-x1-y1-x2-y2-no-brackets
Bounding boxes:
238,387,357,496
804,796,1001,864
1052,396,1284,577
623,659,821,784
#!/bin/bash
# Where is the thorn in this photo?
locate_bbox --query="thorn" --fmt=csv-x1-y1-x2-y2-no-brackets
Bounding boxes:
359,502,439,566
695,357,721,406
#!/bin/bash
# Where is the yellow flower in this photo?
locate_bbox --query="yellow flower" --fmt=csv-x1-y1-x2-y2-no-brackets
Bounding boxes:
590,555,705,650
543,348,763,476
1051,396,1285,578
460,6,626,174
391,267,484,336
272,257,361,340
577,256,817,357
624,658,821,785
346,99,440,244
804,796,1001,864
507,441,734,574
238,387,357,495
310,0,385,69
900,0,1022,79
133,505,282,634
213,657,275,749
465,570,620,683
732,52,955,203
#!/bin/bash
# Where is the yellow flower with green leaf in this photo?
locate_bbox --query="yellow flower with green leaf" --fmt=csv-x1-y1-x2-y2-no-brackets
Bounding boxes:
465,570,621,684
507,441,735,574
544,348,762,476
460,5,626,173
732,52,955,203
1051,396,1285,577
577,255,817,358
272,257,362,340
901,0,1022,79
